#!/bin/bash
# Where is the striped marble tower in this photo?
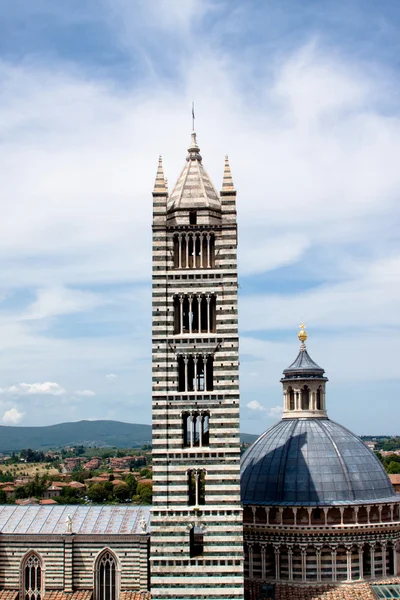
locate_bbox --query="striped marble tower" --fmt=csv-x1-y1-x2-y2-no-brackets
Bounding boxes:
150,132,244,600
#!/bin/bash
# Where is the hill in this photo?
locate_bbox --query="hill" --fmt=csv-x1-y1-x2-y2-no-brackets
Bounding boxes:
0,420,259,452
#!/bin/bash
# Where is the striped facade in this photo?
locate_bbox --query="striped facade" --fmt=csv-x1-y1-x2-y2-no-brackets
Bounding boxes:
150,134,244,599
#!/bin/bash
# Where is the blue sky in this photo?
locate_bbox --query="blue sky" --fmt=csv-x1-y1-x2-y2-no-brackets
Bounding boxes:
1,0,400,434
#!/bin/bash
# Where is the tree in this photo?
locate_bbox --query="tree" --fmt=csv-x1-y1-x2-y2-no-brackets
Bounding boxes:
125,474,137,497
387,461,400,474
137,481,152,504
114,484,129,502
87,484,109,503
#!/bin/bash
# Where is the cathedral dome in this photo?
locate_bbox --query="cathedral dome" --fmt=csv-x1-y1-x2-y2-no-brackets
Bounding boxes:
241,325,397,506
241,417,397,506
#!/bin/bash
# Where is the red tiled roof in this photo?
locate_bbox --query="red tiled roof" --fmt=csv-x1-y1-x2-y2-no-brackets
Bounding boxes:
40,499,58,505
44,590,93,600
246,579,400,600
0,590,19,600
120,592,151,600
389,474,400,484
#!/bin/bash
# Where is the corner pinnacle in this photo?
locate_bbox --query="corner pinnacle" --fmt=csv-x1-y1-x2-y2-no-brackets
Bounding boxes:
221,155,236,194
153,155,168,196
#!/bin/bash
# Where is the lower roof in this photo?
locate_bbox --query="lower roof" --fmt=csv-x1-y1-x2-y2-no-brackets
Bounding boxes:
0,505,150,535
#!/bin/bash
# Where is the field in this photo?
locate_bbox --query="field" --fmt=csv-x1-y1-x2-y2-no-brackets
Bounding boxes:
1,462,60,479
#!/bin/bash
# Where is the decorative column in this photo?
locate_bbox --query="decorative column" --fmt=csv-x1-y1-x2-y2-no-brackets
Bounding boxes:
200,233,204,268
358,544,364,580
339,507,344,526
390,504,394,522
354,506,359,525
251,506,256,524
307,507,312,525
300,546,307,582
206,233,211,268
366,505,371,524
274,546,281,581
370,543,376,579
323,507,328,526
197,294,202,332
293,507,297,526
193,355,198,392
265,507,270,525
379,505,383,523
346,545,352,581
184,356,189,392
178,233,182,268
179,294,184,334
393,541,398,576
315,545,322,583
382,541,387,577
188,295,193,334
279,507,283,525
331,546,337,582
287,545,293,581
260,544,266,580
186,233,190,268
206,294,211,334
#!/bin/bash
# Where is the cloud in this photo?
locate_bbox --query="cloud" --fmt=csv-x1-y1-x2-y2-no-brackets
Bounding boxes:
267,405,283,418
106,374,117,381
2,408,24,425
75,389,96,397
0,382,66,396
247,400,265,411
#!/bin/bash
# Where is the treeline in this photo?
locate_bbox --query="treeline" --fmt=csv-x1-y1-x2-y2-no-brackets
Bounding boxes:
376,452,400,474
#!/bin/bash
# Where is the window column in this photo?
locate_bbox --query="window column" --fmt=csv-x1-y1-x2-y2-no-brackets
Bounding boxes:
346,546,352,581
370,543,376,579
382,541,387,577
248,543,254,579
301,547,307,582
185,233,190,268
316,545,322,583
331,546,337,582
179,295,184,334
393,541,398,575
274,546,280,581
178,233,183,268
193,355,198,392
204,355,208,391
197,294,202,332
206,294,211,333
206,233,211,268
184,356,189,392
358,544,364,580
260,544,266,580
199,414,203,447
287,546,293,582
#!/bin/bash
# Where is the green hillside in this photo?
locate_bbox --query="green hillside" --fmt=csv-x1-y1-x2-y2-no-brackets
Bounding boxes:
0,420,259,452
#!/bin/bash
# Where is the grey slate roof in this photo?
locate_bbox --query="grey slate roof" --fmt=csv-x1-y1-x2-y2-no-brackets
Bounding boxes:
282,348,326,379
0,505,150,535
241,418,398,506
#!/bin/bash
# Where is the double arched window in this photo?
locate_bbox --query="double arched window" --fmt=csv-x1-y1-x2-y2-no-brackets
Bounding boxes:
22,552,43,600
95,549,120,600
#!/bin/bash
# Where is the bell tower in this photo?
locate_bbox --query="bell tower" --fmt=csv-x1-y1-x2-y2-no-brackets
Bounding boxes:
150,131,244,600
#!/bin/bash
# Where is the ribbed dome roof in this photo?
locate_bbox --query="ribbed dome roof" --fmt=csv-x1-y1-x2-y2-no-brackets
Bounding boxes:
282,348,326,379
241,418,397,506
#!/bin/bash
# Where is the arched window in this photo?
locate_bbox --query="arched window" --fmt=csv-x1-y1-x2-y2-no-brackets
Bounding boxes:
22,553,43,600
301,385,310,410
95,550,119,600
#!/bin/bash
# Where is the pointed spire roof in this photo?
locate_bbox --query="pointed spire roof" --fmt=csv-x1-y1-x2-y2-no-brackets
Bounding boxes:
153,156,167,196
221,155,236,195
167,132,220,212
282,324,327,380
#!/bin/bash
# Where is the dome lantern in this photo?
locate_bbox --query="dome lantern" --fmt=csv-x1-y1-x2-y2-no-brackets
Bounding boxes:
281,324,328,419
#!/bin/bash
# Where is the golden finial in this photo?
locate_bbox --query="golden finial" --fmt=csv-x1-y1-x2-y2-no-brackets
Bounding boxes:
298,322,308,344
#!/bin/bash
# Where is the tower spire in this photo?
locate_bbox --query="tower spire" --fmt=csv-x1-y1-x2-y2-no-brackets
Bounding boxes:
153,155,167,196
221,155,236,194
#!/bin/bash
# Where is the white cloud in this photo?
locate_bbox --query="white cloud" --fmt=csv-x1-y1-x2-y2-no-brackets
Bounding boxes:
0,382,66,396
267,405,283,418
247,400,265,411
75,389,96,397
106,374,117,382
2,408,24,425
